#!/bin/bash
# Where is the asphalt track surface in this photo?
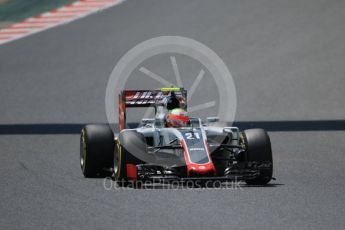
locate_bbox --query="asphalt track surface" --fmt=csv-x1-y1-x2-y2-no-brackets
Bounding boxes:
1,0,345,229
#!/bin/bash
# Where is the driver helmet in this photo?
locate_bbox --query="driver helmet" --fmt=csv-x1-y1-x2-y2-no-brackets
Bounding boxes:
166,108,190,127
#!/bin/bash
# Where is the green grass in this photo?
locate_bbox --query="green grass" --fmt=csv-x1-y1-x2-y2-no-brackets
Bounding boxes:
0,0,77,22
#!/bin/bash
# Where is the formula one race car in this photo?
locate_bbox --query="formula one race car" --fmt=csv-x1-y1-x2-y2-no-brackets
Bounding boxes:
80,87,273,187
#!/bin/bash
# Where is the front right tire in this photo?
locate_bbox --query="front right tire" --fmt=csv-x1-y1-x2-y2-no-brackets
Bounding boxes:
80,124,114,178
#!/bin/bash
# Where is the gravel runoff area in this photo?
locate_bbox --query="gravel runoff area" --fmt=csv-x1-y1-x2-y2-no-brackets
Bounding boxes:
0,0,77,28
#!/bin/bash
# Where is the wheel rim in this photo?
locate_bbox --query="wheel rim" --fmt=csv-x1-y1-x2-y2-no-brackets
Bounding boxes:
113,144,119,176
113,157,118,175
80,129,86,170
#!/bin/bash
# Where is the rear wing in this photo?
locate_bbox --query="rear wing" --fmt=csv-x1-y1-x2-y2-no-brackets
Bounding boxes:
118,88,187,130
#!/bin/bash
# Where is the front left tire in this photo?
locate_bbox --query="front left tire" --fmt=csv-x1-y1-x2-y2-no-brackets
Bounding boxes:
242,129,273,185
114,130,147,186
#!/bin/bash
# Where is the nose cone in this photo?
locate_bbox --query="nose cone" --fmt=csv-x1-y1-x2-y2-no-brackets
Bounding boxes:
188,163,216,177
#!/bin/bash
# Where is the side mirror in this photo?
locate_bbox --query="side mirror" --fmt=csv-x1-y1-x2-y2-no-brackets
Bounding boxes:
206,117,219,123
141,118,155,126
223,127,239,140
223,127,232,133
222,128,233,140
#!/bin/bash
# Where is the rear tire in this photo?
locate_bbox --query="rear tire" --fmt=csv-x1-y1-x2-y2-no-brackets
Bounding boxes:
242,129,273,185
115,130,147,186
80,124,114,178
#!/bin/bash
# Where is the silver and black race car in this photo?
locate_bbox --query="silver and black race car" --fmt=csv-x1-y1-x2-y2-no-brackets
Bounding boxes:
80,88,273,187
